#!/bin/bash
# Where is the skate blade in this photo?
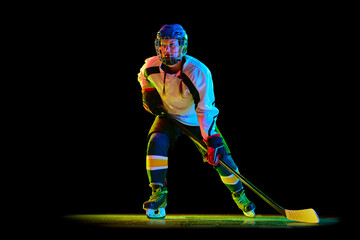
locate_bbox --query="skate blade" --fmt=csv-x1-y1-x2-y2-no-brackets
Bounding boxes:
145,207,166,219
243,209,255,218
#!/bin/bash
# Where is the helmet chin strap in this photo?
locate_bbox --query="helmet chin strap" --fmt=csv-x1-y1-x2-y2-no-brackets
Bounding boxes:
162,60,177,67
165,63,177,67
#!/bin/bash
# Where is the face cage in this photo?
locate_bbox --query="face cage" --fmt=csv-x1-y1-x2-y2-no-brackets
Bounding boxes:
155,37,187,66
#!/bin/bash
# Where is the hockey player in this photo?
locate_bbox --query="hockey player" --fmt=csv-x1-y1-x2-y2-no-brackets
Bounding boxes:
137,24,255,219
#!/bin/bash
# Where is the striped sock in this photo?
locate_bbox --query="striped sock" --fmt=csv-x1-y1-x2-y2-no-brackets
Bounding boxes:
146,155,168,186
218,167,243,192
214,154,243,193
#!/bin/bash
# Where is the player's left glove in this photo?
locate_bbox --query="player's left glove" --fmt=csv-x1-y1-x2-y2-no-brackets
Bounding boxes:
205,133,225,165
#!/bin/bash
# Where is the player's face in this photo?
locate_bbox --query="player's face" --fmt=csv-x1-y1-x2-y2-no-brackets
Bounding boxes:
160,39,180,59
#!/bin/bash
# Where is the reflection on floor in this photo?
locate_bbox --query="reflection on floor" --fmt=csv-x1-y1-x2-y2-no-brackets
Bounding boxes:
63,214,339,229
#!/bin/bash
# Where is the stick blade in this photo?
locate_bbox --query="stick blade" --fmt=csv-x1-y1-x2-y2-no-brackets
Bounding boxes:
285,208,320,223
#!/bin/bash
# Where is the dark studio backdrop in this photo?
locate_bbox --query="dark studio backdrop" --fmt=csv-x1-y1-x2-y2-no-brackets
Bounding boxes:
48,9,344,222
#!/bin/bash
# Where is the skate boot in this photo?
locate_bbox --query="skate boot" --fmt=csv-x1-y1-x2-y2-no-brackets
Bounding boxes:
232,189,256,217
143,184,167,219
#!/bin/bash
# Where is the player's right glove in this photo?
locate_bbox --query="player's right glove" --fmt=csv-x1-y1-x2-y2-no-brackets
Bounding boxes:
142,88,163,116
205,133,225,165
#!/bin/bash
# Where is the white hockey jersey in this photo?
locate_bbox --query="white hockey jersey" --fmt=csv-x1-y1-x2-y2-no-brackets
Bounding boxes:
138,55,219,139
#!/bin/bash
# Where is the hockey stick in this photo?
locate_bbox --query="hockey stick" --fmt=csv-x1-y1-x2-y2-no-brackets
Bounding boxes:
163,112,319,223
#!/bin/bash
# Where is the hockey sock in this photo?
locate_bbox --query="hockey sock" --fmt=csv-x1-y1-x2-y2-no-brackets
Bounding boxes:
215,155,243,193
146,133,170,186
146,155,168,186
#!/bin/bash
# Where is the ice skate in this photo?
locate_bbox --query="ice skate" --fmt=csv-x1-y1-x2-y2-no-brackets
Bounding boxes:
143,184,167,219
232,189,256,217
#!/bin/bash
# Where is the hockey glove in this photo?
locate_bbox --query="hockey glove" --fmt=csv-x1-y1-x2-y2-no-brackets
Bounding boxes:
205,133,225,165
142,88,163,116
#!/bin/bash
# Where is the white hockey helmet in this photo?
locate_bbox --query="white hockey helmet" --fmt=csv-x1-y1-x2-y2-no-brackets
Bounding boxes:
155,24,188,66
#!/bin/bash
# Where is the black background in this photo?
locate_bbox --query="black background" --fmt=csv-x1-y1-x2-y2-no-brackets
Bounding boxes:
39,5,347,228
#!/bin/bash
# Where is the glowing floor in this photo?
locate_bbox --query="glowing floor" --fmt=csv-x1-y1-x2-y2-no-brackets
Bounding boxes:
63,214,339,229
